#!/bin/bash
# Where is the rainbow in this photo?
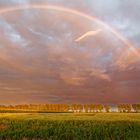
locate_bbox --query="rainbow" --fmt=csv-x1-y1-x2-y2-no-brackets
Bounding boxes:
0,4,139,57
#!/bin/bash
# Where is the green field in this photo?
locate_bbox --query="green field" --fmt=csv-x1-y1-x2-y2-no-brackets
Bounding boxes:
0,113,140,140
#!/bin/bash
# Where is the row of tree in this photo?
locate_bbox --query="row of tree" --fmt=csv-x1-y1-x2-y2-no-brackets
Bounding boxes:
118,104,140,113
0,104,140,113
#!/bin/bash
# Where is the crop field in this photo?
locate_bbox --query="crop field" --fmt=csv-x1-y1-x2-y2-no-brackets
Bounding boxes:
0,113,140,140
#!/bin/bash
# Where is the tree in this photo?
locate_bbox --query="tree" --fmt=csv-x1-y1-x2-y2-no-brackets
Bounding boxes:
71,104,79,112
98,104,103,112
84,104,88,113
90,104,95,112
125,104,132,113
117,104,132,112
132,104,140,112
104,105,110,112
93,104,103,112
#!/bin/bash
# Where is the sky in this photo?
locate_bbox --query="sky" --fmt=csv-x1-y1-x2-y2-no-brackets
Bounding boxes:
0,0,140,104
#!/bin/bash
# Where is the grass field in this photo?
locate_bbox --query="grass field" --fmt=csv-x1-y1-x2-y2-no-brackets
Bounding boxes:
0,113,140,140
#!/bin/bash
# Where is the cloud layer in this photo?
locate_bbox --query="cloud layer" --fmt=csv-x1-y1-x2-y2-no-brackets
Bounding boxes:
0,0,140,104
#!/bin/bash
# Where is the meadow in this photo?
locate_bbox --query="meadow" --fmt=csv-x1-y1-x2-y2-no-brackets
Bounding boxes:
0,113,140,140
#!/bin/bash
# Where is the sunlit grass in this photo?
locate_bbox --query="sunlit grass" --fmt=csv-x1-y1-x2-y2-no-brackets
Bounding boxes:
0,113,140,139
0,113,140,121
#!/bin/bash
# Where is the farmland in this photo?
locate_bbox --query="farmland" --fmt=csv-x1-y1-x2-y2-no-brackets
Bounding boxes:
0,113,140,140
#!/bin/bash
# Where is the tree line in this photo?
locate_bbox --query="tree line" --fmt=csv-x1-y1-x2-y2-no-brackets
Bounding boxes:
0,104,140,113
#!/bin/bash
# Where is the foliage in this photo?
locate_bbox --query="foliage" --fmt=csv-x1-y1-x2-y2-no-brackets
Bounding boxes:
0,104,140,113
104,105,110,112
132,104,140,112
118,104,132,112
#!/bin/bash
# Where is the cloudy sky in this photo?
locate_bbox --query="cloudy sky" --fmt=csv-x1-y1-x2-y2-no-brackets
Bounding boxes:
0,0,140,104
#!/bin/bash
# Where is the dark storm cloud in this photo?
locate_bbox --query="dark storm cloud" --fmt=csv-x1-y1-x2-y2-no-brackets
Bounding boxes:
0,0,139,104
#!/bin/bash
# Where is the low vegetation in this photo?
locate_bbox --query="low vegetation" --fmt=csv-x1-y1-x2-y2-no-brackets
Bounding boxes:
0,113,140,140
